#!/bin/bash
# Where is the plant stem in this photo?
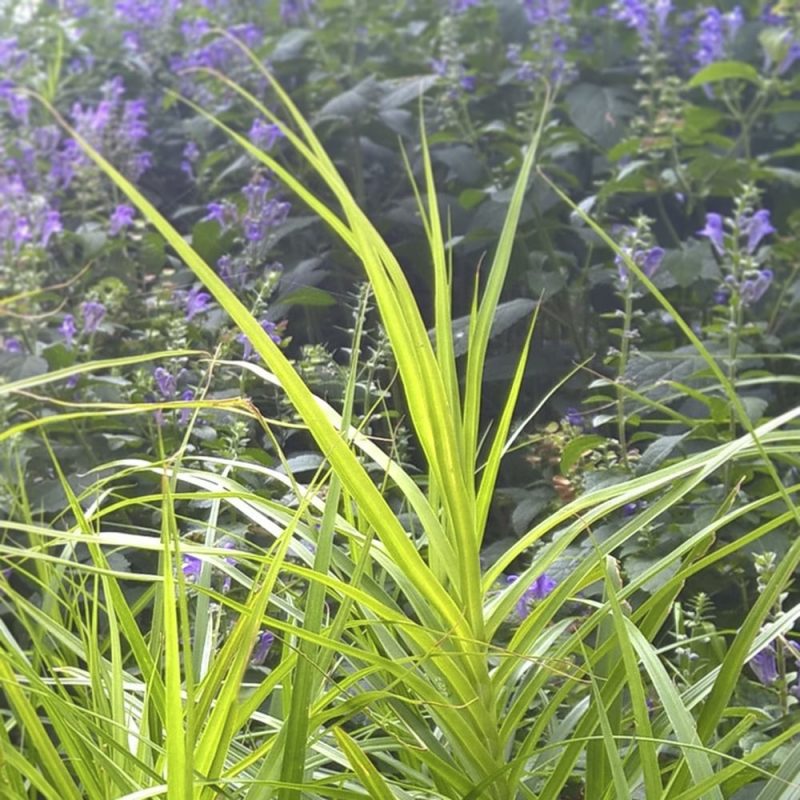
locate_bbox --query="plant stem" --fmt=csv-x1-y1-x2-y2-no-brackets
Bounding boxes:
617,281,635,469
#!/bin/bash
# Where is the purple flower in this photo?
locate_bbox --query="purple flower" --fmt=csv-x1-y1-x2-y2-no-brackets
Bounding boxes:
750,645,778,685
616,246,665,284
280,0,314,24
179,388,194,426
613,0,669,44
452,0,480,12
639,246,665,278
695,6,744,67
185,287,211,321
59,314,76,347
202,201,238,230
40,209,62,247
181,141,200,179
698,212,725,255
623,502,639,517
251,630,274,665
3,338,22,354
743,209,775,254
5,89,29,124
249,118,283,151
13,217,32,252
109,204,135,235
114,0,167,26
431,58,448,77
565,407,583,427
740,269,773,306
238,319,282,359
523,0,571,25
508,572,557,619
181,19,211,43
776,41,800,76
221,540,236,593
153,367,177,399
182,554,202,582
121,99,148,146
80,300,106,333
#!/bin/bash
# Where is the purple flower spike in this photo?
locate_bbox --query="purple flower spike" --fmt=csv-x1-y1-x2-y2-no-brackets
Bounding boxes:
80,300,106,333
750,646,778,685
153,367,177,399
740,269,773,306
238,319,282,360
698,213,725,256
185,287,211,321
182,554,202,582
179,388,194,426
280,0,315,24
3,338,22,353
513,573,557,619
40,209,62,247
565,407,583,427
249,118,283,151
744,209,775,254
202,200,238,230
60,314,76,347
221,540,236,593
109,204,135,236
639,246,665,278
251,630,274,665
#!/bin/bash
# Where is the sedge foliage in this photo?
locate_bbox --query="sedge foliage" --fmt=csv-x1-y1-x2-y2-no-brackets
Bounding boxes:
2,56,800,800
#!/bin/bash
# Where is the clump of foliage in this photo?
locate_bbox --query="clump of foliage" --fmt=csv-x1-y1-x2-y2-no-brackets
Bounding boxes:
2,1,800,798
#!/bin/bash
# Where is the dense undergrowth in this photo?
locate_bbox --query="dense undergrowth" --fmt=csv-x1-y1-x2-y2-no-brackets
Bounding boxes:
2,0,800,798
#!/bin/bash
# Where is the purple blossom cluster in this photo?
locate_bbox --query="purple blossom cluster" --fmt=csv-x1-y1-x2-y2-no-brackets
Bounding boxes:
249,118,283,151
69,76,153,180
507,572,557,619
280,0,315,24
251,630,274,665
237,319,282,360
695,6,744,67
170,23,262,74
698,209,775,257
612,0,672,45
181,540,237,592
80,300,106,333
750,640,800,697
242,173,291,243
0,178,62,255
507,0,576,84
109,204,135,236
431,57,476,95
615,246,665,286
184,286,212,321
203,173,291,244
153,366,194,426
113,0,177,28
451,0,480,13
181,141,201,180
698,208,776,307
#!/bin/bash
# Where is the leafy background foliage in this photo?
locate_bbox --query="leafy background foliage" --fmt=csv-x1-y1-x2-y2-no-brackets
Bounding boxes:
2,0,800,798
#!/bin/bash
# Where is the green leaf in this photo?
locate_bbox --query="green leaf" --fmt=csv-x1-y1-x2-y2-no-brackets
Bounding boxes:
688,61,761,88
560,435,607,474
564,83,636,148
379,75,439,109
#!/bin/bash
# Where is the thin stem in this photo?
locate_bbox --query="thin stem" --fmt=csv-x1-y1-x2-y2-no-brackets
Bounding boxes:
616,281,635,469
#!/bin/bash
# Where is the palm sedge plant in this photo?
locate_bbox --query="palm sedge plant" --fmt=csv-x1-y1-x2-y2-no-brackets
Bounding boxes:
3,42,800,799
